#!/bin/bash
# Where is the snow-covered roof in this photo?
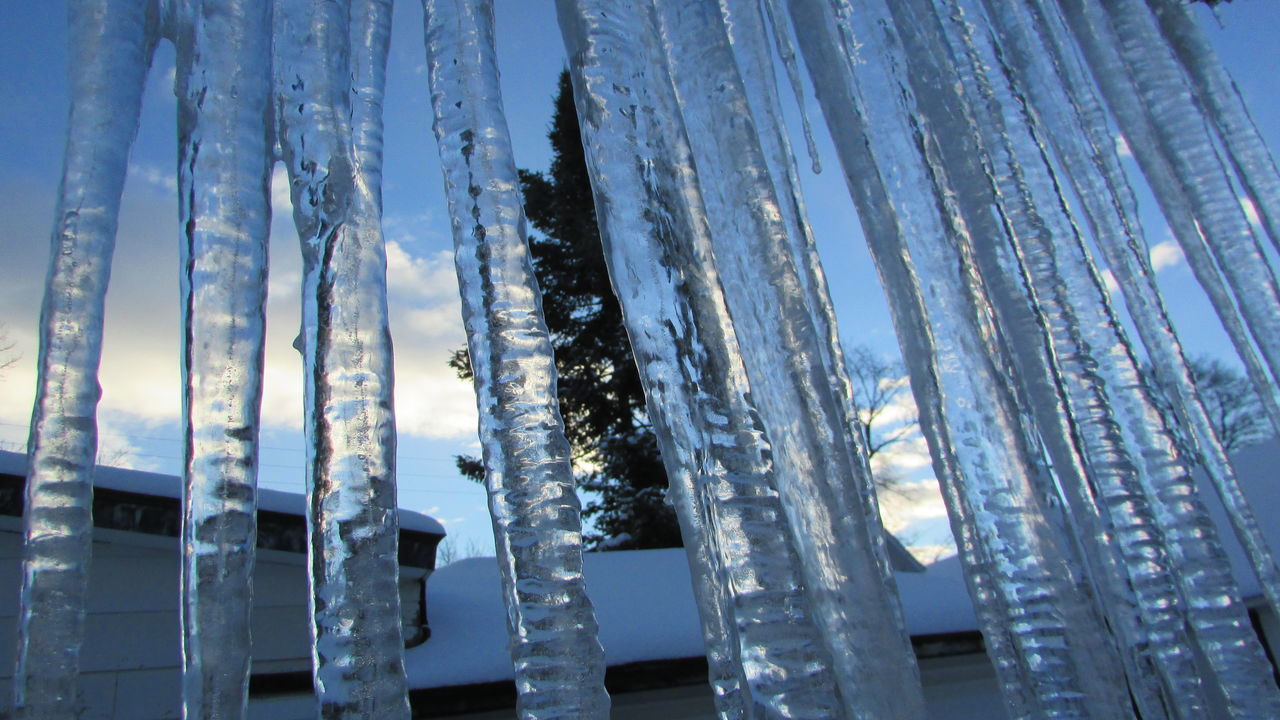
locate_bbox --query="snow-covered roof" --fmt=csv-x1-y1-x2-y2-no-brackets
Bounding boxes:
0,449,446,536
408,439,1280,690
407,545,976,690
408,549,705,689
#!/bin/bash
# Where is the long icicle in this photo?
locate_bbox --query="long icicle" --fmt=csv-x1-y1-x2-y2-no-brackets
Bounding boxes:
923,0,1196,714
1064,0,1280,431
955,1,1280,716
782,1,1031,711
1055,4,1280,715
557,1,856,717
966,2,1280,714
1048,0,1280,440
556,5,745,715
884,0,1151,715
422,1,611,716
730,0,921,582
1100,0,1280,635
15,2,158,717
1146,0,1280,253
787,0,1138,715
994,0,1280,684
272,0,410,714
655,2,925,717
172,0,274,716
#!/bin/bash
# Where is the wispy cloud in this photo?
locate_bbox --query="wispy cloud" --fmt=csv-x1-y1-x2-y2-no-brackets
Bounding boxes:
127,162,177,194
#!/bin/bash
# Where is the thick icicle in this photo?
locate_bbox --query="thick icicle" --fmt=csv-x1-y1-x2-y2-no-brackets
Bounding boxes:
172,0,274,717
1123,0,1280,626
655,3,925,717
721,0,880,525
722,0,906,591
560,7,747,707
422,1,610,717
557,1,855,717
1056,3,1280,714
787,0,1140,715
15,2,157,717
1146,0,1280,253
272,0,410,715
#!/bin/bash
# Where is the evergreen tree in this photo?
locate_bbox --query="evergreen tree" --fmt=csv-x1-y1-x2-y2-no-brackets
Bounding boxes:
451,74,921,548
452,72,680,550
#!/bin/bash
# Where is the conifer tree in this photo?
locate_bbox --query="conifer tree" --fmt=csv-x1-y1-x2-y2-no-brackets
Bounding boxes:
451,71,680,550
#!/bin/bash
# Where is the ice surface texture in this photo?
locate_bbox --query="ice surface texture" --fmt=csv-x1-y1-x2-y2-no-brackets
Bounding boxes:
273,0,411,715
16,1,158,718
423,0,610,717
19,0,1280,718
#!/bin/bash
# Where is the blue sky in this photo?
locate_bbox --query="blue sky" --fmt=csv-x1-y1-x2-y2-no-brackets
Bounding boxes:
0,1,1276,559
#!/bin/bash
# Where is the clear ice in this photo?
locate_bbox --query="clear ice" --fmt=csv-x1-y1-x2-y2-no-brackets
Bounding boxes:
273,0,410,714
16,1,157,717
16,0,1280,718
423,0,610,716
174,0,274,716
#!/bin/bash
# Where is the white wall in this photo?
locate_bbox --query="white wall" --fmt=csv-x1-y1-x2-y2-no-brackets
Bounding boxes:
0,518,312,719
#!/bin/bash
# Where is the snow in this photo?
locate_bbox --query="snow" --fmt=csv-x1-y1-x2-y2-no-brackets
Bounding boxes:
406,548,705,689
406,546,982,691
408,439,1280,689
0,449,446,536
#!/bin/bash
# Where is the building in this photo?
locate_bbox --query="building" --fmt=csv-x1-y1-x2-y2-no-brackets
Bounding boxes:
3,442,1279,718
0,450,445,719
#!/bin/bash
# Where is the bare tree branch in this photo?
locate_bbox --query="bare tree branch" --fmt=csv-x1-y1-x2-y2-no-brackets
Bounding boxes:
844,345,922,490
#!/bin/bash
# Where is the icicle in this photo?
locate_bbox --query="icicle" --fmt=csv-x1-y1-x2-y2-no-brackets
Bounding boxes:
718,0,871,511
556,1,860,717
1055,3,1280,714
171,0,274,717
920,3,1192,715
655,3,924,718
1126,1,1280,626
757,0,820,174
785,0,1142,715
15,2,158,717
1064,0,1280,436
721,0,911,593
422,1,611,717
1051,0,1280,446
272,0,410,715
930,0,1219,714
1146,0,1280,253
989,0,1280,697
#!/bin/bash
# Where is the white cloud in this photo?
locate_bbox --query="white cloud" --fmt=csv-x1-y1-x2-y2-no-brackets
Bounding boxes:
1149,239,1184,272
127,162,177,194
1242,197,1262,227
876,476,949,534
270,164,293,220
871,432,933,475
1100,268,1120,294
1115,134,1133,159
382,242,476,440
